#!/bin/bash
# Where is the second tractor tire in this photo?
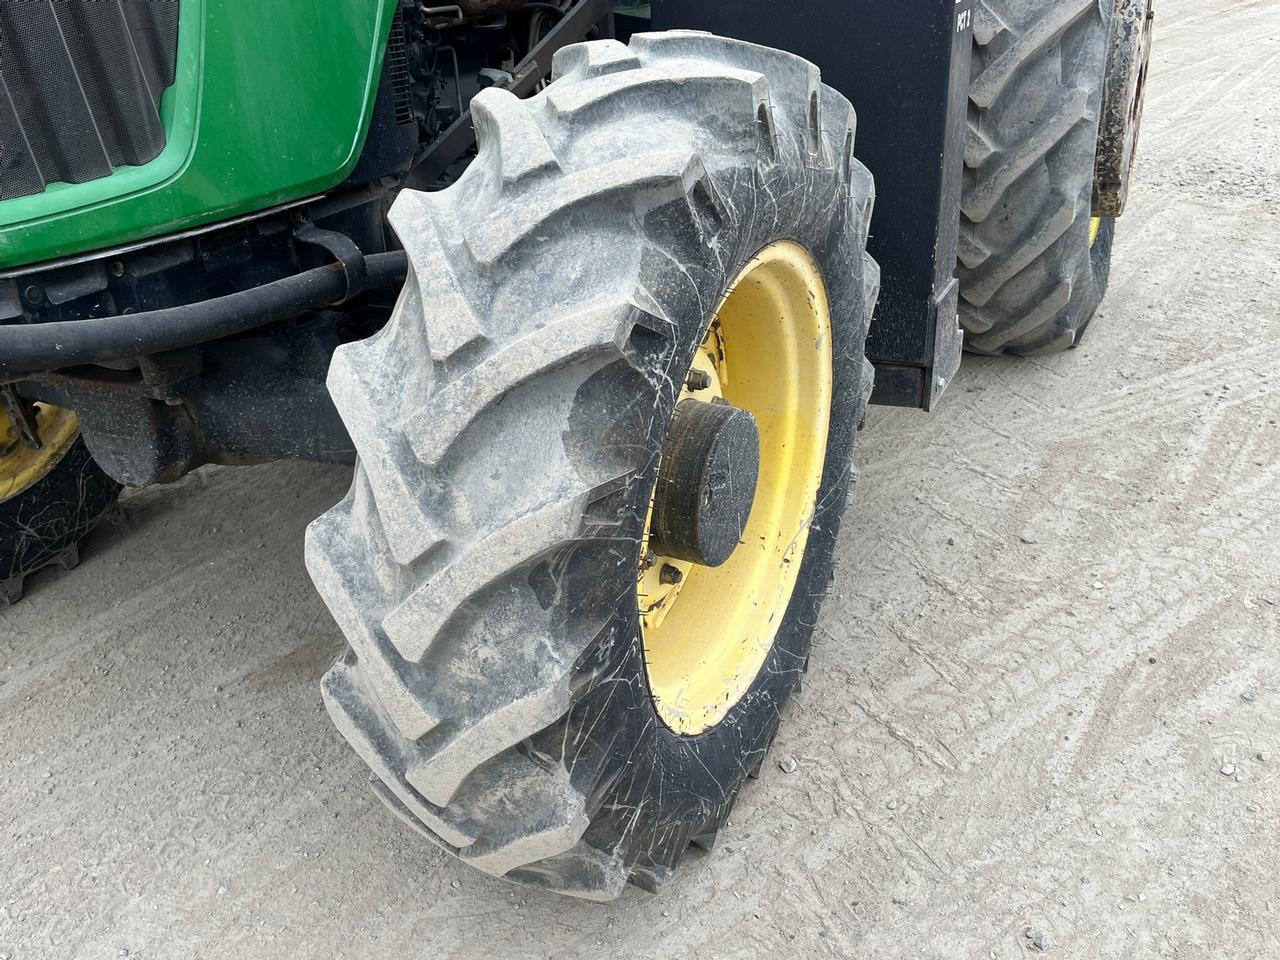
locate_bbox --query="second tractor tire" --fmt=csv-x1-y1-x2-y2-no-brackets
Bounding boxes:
958,0,1116,355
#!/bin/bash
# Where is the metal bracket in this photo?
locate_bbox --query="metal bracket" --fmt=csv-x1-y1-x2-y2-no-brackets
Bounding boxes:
927,278,964,411
869,281,964,411
293,224,368,303
1,383,41,450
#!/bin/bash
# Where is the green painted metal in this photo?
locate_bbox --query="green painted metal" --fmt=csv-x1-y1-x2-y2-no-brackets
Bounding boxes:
0,0,398,270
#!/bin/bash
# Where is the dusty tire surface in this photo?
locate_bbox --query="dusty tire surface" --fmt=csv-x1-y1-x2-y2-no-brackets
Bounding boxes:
306,32,878,898
958,0,1115,355
1,435,120,604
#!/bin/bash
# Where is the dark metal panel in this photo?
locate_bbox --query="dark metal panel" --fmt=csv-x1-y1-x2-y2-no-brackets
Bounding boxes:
651,0,971,410
0,0,180,201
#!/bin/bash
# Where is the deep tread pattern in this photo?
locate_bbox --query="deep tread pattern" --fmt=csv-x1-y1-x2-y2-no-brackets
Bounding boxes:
402,300,636,468
381,494,587,663
470,88,561,186
961,89,1088,222
968,0,1093,107
308,32,877,899
958,0,1115,354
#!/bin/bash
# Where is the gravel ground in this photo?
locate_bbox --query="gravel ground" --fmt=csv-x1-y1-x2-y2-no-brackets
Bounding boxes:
3,2,1279,957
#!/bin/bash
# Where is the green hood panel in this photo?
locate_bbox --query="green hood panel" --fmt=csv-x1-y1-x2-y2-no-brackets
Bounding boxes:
0,0,398,269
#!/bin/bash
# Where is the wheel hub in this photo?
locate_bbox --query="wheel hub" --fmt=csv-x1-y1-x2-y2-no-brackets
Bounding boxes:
649,399,761,568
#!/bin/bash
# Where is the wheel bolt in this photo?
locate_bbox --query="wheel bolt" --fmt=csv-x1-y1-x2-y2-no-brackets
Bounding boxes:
659,563,684,586
685,369,712,391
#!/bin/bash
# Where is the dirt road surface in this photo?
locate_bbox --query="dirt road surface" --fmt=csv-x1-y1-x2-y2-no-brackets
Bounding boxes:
3,2,1278,957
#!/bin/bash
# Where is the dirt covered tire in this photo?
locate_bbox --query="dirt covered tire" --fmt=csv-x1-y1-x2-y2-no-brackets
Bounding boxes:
958,0,1116,355
306,32,878,898
1,428,120,604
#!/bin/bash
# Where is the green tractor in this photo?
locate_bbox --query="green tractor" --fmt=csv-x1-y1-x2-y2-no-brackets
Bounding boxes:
0,0,1152,898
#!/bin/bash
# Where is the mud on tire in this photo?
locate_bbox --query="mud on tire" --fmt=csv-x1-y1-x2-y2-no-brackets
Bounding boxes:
306,32,878,899
958,0,1116,355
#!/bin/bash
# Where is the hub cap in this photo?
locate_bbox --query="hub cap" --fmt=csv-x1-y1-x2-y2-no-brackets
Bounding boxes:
649,398,761,569
639,241,834,735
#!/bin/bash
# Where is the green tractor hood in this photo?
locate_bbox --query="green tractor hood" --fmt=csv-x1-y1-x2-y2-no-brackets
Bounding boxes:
0,0,399,270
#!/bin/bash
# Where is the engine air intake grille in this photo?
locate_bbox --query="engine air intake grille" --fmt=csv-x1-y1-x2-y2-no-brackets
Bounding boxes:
0,0,181,202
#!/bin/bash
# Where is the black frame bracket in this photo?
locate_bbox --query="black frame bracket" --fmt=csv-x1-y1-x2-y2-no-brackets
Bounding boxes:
293,223,369,303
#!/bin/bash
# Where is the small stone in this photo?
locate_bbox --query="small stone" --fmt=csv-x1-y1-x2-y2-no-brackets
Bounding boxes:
778,755,798,774
1247,804,1259,813
1221,764,1236,777
946,536,956,546
1092,581,1104,590
1148,656,1157,664
1242,691,1256,703
1138,893,1147,902
1030,931,1050,951
1259,752,1272,762
119,950,129,958
1020,534,1039,545
450,879,461,889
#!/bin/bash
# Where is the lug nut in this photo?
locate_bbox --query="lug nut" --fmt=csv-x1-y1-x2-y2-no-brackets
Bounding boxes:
685,369,713,392
659,563,684,586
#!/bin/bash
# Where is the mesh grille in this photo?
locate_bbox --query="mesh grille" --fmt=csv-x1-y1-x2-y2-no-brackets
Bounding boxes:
0,0,181,202
387,10,413,126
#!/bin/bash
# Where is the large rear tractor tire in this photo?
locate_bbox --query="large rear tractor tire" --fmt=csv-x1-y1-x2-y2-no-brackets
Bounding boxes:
958,0,1151,355
306,32,878,898
1,403,120,604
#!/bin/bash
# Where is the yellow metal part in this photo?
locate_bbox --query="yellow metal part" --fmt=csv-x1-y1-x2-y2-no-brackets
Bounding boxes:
1090,216,1103,246
639,241,834,735
0,403,80,504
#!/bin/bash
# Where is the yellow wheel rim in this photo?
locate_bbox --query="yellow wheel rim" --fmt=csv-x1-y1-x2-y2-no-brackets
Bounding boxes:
638,241,834,735
1,403,80,503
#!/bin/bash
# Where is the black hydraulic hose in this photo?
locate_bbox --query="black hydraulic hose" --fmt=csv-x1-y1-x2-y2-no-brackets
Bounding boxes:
0,251,408,380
